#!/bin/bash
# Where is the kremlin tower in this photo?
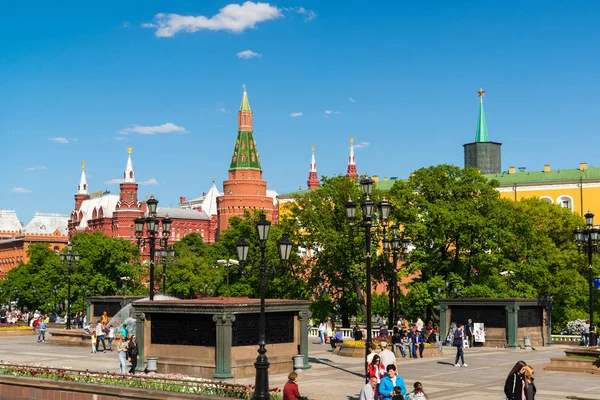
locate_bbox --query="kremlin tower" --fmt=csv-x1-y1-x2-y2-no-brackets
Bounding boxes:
113,147,144,237
307,145,319,190
217,86,274,234
345,137,359,182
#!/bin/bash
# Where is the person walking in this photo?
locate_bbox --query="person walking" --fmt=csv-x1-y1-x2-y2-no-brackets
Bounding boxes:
127,335,139,374
90,331,97,353
379,365,407,400
117,337,128,373
466,319,474,348
359,376,378,400
453,324,467,367
405,381,428,399
95,321,108,353
37,316,47,343
283,371,304,400
367,354,385,383
108,326,115,351
523,366,536,400
378,342,396,370
504,360,526,400
318,321,327,345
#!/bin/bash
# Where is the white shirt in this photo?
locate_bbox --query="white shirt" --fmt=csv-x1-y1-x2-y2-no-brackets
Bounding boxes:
318,323,327,332
95,324,104,336
416,318,424,331
108,328,115,338
379,349,396,369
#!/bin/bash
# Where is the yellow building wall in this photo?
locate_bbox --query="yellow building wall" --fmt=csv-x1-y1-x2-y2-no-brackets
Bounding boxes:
498,185,600,219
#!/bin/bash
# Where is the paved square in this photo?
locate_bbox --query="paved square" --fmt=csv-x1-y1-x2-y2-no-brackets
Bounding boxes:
1,334,599,399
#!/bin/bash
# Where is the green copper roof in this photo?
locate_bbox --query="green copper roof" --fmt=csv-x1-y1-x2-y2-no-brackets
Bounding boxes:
475,100,488,142
484,166,600,186
229,131,261,171
240,87,251,112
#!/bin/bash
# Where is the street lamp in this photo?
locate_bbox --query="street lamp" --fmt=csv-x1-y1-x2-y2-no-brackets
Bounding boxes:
59,243,79,330
134,197,173,301
217,259,240,297
159,247,175,295
52,285,58,313
344,174,376,380
574,211,600,346
235,214,293,400
378,200,392,325
31,286,36,310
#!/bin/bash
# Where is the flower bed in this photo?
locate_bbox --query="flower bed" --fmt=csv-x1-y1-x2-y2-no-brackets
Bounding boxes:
0,362,282,399
0,324,34,331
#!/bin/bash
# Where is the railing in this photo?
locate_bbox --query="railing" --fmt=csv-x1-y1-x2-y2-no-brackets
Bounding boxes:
551,334,582,343
308,327,380,338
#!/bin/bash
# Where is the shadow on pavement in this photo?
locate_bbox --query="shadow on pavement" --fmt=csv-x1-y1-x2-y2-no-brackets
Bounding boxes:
437,361,455,366
308,357,364,379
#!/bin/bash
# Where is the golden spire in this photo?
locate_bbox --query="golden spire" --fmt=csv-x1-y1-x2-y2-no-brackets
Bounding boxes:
127,146,132,155
477,88,486,102
243,83,246,92
311,145,315,153
81,161,86,170
350,137,354,144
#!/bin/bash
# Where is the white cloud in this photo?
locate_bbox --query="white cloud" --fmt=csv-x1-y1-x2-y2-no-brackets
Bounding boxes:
324,110,341,115
25,166,47,171
289,6,317,21
49,137,69,144
11,187,31,193
218,107,230,113
141,22,156,28
119,122,187,135
148,2,283,38
354,141,370,149
237,49,260,59
139,178,158,186
290,112,303,117
115,136,127,141
123,21,130,28
349,97,356,103
105,178,124,185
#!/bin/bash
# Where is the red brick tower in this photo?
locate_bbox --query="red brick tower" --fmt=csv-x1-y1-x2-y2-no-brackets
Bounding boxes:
345,137,358,182
113,146,144,237
307,145,319,190
217,86,273,233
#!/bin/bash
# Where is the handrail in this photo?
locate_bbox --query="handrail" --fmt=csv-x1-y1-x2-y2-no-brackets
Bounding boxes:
551,334,581,342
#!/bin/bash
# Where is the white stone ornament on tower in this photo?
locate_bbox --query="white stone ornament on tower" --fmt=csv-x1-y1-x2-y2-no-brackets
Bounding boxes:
124,146,135,183
78,161,88,194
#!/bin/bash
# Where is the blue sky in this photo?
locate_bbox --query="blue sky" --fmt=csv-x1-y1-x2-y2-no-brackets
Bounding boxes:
1,0,599,223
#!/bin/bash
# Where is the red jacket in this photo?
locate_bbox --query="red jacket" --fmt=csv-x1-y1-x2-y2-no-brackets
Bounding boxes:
283,380,301,400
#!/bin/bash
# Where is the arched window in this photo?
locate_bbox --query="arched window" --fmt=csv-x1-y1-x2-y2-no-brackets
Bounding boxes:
557,195,574,210
540,196,553,204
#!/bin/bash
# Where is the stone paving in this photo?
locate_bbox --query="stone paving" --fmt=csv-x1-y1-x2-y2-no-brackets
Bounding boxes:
0,334,600,399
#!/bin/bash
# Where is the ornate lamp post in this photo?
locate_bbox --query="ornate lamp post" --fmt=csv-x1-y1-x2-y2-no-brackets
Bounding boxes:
575,211,600,346
217,259,240,297
378,199,392,325
235,214,293,400
134,196,172,301
344,174,376,379
59,243,79,330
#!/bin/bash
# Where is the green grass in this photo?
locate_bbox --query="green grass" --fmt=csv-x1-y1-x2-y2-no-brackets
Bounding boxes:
566,355,600,361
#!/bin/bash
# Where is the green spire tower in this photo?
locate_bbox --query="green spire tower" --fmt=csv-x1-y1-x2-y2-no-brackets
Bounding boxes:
475,88,489,142
229,84,261,171
463,88,502,174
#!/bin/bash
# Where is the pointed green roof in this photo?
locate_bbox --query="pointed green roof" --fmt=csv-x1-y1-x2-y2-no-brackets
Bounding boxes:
229,131,261,171
475,90,488,142
240,85,251,112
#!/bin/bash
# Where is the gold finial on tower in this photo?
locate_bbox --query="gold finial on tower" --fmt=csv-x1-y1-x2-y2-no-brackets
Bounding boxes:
350,137,354,144
145,193,149,200
127,146,132,155
243,83,246,92
212,176,215,183
477,88,486,101
81,161,86,170
311,145,315,153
